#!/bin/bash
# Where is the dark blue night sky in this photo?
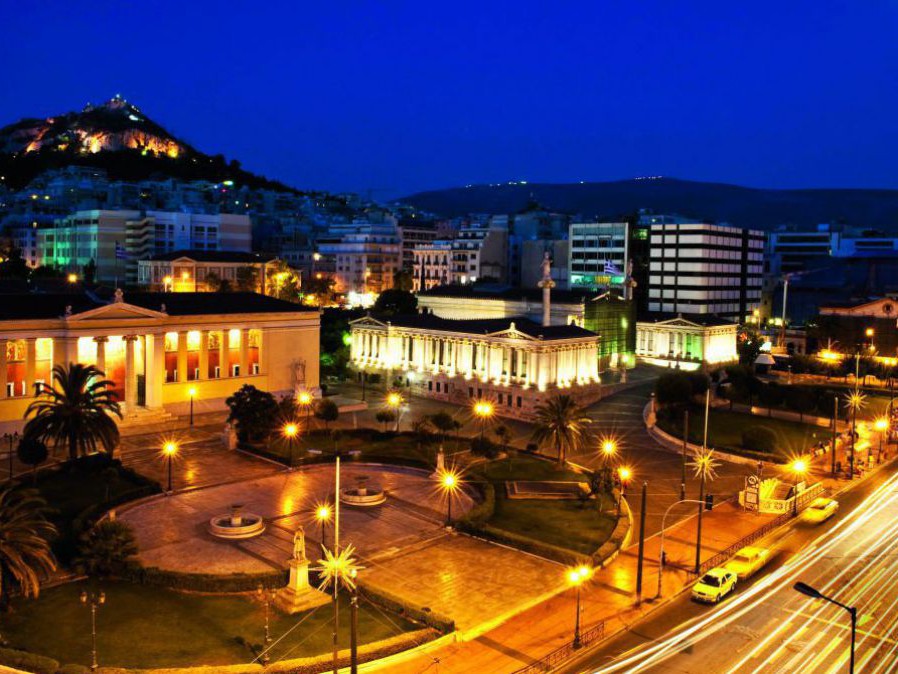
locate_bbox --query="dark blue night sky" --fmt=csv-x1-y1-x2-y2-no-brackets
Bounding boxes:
2,1,896,195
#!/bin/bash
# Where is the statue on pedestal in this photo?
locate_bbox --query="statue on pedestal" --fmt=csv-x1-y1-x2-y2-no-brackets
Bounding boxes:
292,527,307,562
274,525,329,615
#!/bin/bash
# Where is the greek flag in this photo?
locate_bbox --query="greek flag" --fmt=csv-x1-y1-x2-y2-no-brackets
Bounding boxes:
603,259,622,276
115,241,129,260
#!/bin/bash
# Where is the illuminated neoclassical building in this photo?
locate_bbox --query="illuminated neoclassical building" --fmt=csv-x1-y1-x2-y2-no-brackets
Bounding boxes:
635,313,737,371
348,313,602,419
0,289,319,432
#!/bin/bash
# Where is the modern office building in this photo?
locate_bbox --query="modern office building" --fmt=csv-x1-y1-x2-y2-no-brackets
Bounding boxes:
568,222,630,290
647,222,764,321
0,289,319,433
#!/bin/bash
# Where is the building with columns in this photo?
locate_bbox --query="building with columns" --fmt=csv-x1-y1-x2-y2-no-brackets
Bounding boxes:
0,289,319,432
348,313,602,419
635,313,737,371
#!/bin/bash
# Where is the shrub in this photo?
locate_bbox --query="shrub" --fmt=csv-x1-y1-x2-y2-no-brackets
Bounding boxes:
121,566,287,593
313,398,340,431
226,384,278,443
75,519,139,579
655,372,694,407
470,437,500,459
741,427,777,454
0,647,59,674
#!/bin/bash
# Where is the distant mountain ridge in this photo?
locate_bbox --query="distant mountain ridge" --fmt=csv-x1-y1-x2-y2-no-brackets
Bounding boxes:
399,178,898,231
0,95,299,193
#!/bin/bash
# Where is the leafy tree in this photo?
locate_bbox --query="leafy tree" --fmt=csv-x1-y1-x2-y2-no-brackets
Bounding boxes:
0,487,57,608
428,411,456,445
737,329,764,367
411,416,434,452
470,436,500,459
75,520,138,579
655,372,694,408
392,269,414,292
373,288,417,315
225,384,278,443
530,395,592,466
205,271,223,292
82,259,97,285
266,260,301,302
494,424,512,448
16,436,48,483
304,274,337,305
313,398,340,432
375,410,396,432
235,266,258,292
0,247,29,280
24,364,122,462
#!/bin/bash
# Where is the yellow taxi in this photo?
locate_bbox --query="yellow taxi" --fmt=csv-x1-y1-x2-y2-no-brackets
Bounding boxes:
691,567,737,604
803,497,839,523
723,545,771,580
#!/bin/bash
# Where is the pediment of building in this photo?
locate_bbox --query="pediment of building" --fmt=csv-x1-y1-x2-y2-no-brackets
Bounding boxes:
66,302,167,322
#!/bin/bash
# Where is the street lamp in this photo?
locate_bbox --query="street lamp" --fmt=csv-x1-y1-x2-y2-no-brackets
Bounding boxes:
298,391,313,429
794,582,857,673
617,466,632,517
437,468,461,526
567,565,592,649
4,431,18,481
163,441,178,493
283,421,300,468
845,390,866,479
163,275,173,292
473,400,494,441
875,417,889,463
80,589,106,672
315,503,332,549
386,390,404,432
789,457,809,515
256,584,275,666
317,544,361,674
691,449,720,574
67,273,78,284
187,386,197,427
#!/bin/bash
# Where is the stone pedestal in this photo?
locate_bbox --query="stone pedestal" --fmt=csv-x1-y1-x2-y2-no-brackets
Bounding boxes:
274,558,330,614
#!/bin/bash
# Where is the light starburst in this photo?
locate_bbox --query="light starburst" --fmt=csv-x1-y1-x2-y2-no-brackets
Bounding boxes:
689,448,720,482
315,544,361,593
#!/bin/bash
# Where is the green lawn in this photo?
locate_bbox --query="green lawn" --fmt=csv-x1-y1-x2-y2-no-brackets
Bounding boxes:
4,580,417,669
474,456,617,555
268,428,458,467
660,408,827,458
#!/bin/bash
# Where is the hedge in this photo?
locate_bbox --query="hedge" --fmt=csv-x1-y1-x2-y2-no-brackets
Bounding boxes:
455,478,495,527
358,583,455,634
0,646,60,674
120,566,287,593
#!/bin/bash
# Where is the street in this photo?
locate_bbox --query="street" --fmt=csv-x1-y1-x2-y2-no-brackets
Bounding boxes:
562,462,898,674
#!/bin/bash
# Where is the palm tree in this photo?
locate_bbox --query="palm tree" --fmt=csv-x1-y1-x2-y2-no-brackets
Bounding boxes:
530,395,592,466
75,520,138,579
0,487,57,608
23,364,122,462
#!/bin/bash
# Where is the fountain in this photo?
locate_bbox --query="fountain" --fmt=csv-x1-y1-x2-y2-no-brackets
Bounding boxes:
208,504,266,539
340,474,387,507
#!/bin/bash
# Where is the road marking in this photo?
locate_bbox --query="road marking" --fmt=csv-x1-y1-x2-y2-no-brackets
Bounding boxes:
783,608,898,646
768,625,808,663
824,646,850,674
805,636,842,672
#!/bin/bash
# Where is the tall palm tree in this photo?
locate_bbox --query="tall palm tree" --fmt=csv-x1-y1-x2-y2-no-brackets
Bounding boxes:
0,487,57,607
530,395,592,466
24,363,122,462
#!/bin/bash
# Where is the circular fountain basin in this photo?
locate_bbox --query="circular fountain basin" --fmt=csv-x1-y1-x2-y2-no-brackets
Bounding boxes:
340,477,387,507
208,504,266,539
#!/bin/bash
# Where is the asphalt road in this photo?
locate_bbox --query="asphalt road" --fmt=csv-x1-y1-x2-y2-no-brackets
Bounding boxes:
559,461,898,674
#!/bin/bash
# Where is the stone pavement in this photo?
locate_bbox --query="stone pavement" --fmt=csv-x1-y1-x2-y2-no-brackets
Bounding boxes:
385,500,782,674
119,463,475,574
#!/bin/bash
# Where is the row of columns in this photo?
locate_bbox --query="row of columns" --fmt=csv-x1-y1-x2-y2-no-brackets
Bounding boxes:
173,329,253,383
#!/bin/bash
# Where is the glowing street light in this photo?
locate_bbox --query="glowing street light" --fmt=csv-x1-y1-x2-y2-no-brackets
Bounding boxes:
80,589,106,671
567,564,592,649
188,386,197,427
437,468,461,526
385,390,404,431
282,421,300,467
617,466,632,517
473,399,494,441
601,439,617,460
162,441,178,493
794,582,857,674
690,448,720,573
875,416,889,463
315,502,333,548
67,273,78,284
789,457,809,515
316,544,361,674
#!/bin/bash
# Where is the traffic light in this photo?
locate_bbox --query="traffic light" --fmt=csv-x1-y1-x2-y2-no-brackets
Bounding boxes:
704,494,714,511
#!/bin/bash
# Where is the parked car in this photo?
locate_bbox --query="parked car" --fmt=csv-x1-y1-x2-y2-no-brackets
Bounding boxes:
692,568,738,603
724,545,771,580
803,497,839,523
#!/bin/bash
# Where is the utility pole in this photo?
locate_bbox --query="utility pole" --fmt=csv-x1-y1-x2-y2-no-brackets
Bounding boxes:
635,481,648,603
831,395,838,477
681,408,688,500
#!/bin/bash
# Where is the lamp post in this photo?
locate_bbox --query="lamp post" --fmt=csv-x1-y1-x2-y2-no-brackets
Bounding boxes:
256,584,274,666
691,448,719,574
831,395,839,477
315,503,332,549
875,417,889,463
656,499,703,598
794,582,856,673
635,481,648,603
845,388,865,479
567,565,591,649
349,567,360,674
473,400,494,441
437,468,460,527
386,391,404,432
163,441,178,493
681,408,689,500
188,386,196,427
617,466,632,518
298,391,313,430
80,589,105,672
600,439,617,491
283,421,300,468
789,458,809,516
317,545,360,674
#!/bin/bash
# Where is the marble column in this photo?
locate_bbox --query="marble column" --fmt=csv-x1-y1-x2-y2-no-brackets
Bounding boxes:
123,335,138,411
25,338,36,396
239,328,250,377
199,330,210,380
220,329,230,378
177,331,188,383
94,336,108,375
0,339,7,399
144,333,164,409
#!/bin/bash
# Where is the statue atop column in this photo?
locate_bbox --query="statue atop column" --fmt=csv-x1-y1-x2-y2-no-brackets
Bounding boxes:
538,251,555,327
